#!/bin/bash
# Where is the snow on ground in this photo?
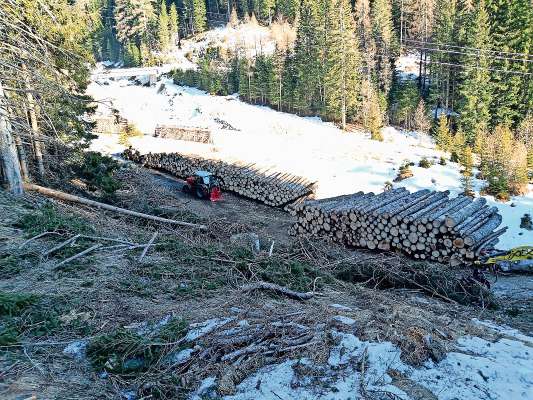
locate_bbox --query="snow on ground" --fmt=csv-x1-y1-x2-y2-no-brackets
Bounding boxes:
189,327,533,400
87,76,533,250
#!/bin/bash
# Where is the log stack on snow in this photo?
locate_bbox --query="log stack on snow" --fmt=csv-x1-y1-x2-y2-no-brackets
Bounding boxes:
153,124,211,143
289,188,507,265
123,148,316,208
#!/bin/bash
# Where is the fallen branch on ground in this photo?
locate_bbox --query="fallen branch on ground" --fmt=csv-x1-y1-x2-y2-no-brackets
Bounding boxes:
23,184,207,230
52,243,102,269
139,232,158,261
241,281,314,300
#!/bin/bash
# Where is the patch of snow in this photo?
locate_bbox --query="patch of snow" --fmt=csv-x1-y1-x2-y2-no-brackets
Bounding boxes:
328,303,353,311
162,348,195,366
472,318,533,344
185,317,235,342
411,336,533,400
63,340,87,360
331,315,357,326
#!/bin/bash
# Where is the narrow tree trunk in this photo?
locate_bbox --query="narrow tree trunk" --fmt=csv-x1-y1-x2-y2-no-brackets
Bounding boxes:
22,63,45,179
0,81,24,195
14,134,29,180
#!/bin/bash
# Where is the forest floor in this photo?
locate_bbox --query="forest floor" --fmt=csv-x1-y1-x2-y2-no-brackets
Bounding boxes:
1,165,532,400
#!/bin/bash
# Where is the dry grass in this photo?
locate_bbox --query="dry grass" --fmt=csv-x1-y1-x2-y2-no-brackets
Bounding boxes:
0,170,524,399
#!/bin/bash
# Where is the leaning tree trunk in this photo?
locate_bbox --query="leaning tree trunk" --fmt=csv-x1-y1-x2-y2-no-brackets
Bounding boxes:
0,81,24,195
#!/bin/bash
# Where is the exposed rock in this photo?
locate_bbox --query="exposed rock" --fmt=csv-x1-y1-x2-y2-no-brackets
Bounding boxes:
230,232,260,253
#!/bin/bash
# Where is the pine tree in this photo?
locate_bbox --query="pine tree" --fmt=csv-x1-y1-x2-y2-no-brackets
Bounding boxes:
229,7,239,27
275,0,300,22
429,0,458,112
456,0,492,144
370,0,397,97
460,146,475,197
404,0,435,92
413,99,431,133
185,0,207,34
434,113,452,152
324,0,362,129
158,0,170,50
486,0,532,128
292,0,324,115
169,3,179,45
368,90,383,141
114,0,156,44
451,129,466,163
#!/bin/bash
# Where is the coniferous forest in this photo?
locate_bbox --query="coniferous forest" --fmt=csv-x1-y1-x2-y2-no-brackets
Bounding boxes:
0,0,532,200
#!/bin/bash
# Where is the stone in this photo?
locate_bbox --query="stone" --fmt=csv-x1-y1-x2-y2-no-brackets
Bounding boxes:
230,232,260,253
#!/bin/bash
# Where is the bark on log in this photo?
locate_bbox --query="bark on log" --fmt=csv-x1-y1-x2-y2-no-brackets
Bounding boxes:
24,184,207,229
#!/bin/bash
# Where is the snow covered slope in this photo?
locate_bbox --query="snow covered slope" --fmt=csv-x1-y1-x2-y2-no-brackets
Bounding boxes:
87,76,532,250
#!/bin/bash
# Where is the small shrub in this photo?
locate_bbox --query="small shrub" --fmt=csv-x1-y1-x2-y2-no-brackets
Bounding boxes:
418,157,432,169
119,123,143,146
17,204,92,237
0,292,37,317
394,161,414,182
383,181,393,191
77,152,122,198
439,156,447,166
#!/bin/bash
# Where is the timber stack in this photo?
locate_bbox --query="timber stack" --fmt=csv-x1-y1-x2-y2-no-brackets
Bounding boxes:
123,148,316,208
289,188,506,265
153,124,211,143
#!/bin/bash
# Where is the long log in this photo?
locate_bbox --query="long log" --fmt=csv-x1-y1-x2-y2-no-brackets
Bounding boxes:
24,184,207,230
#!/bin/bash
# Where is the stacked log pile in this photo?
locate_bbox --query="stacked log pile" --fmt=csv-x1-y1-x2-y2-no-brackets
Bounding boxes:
123,148,316,208
289,188,506,265
154,124,211,143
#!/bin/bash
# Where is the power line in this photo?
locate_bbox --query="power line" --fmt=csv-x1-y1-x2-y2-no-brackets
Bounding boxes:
416,58,533,76
403,38,532,60
404,44,533,64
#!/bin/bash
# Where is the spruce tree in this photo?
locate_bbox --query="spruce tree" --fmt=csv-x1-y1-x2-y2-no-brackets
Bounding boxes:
487,0,532,128
456,0,492,144
368,90,383,141
229,7,239,27
429,0,458,112
158,0,170,50
114,0,156,44
275,0,300,22
324,0,362,129
169,3,179,45
292,0,324,115
434,113,452,152
370,0,397,97
460,146,475,197
413,99,431,133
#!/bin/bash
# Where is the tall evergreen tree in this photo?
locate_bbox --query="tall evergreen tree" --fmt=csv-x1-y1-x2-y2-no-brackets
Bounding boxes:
292,0,324,115
324,0,362,129
487,0,532,128
158,0,170,50
429,0,458,112
169,2,179,44
456,0,492,144
114,0,156,45
370,0,397,97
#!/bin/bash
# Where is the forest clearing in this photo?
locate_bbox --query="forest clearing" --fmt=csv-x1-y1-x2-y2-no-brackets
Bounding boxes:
1,1,532,399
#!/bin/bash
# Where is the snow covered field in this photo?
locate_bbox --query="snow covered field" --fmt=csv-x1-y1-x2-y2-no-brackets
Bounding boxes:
87,76,532,250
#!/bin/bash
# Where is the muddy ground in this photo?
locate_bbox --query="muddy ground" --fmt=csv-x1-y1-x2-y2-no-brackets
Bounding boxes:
0,164,531,399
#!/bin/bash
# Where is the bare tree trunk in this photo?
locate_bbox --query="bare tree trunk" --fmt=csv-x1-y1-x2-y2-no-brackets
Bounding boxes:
0,81,24,195
14,134,29,180
22,63,45,179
